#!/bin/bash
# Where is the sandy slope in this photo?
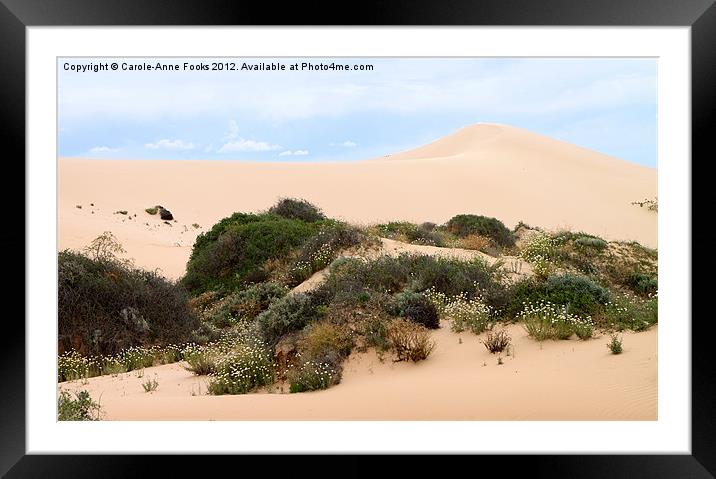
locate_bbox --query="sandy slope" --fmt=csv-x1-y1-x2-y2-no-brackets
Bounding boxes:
59,123,657,279
59,323,657,421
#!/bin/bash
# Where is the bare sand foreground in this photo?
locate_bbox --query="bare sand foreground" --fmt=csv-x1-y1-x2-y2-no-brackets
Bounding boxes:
60,323,657,420
59,123,657,279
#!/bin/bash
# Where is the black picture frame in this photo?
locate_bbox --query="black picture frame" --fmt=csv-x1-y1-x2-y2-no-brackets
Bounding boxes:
2,0,711,477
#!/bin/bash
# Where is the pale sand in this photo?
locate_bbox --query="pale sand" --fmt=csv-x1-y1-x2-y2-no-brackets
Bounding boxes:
60,323,657,421
59,123,657,279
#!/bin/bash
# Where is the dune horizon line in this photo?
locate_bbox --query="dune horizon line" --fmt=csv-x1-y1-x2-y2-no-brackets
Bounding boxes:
61,122,656,169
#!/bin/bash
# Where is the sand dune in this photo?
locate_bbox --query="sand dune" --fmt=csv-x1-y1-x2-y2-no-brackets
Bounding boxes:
59,323,657,421
59,123,657,279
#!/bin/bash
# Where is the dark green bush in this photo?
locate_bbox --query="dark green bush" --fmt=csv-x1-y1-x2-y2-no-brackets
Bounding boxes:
627,272,658,296
387,291,439,329
59,247,198,356
210,282,289,327
256,293,319,345
183,213,317,294
545,274,610,315
574,236,608,251
445,214,515,247
57,390,102,421
268,197,326,222
314,254,509,315
288,353,342,393
508,274,610,317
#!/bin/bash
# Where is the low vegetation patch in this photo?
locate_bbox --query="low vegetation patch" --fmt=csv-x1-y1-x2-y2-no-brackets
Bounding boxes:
287,358,341,393
607,334,624,354
387,291,440,329
519,300,594,341
631,197,658,212
58,390,102,421
256,293,319,345
446,214,515,247
601,293,657,332
206,340,275,395
269,197,326,222
482,328,511,354
425,289,494,334
58,344,184,382
387,319,435,362
298,322,354,361
141,377,159,392
376,221,446,246
208,282,289,328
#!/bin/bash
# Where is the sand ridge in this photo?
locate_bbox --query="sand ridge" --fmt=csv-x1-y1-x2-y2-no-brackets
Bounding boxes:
59,123,656,279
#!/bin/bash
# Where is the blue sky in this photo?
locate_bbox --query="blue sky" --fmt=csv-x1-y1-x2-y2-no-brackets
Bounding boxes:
58,57,657,167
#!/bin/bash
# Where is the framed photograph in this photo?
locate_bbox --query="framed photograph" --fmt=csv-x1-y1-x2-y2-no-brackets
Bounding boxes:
4,0,712,476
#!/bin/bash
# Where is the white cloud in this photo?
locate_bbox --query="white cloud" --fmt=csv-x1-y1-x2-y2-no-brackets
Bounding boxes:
89,146,119,153
278,149,309,157
331,140,357,148
58,59,657,128
145,139,196,150
216,120,282,153
218,138,281,153
225,120,240,140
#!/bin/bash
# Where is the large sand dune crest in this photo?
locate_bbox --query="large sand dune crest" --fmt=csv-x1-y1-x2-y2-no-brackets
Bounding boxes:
59,123,656,278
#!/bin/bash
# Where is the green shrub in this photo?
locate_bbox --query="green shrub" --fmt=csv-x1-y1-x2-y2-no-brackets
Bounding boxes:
317,254,508,313
207,343,275,395
256,293,318,345
441,293,494,334
445,214,515,247
607,334,623,354
359,316,392,351
601,294,657,331
145,206,158,215
288,358,341,393
141,377,159,392
519,300,594,341
183,213,317,294
268,197,326,222
287,222,367,285
574,236,608,251
182,344,219,375
209,282,289,327
574,322,594,340
519,232,558,278
58,390,102,421
510,274,610,318
627,272,658,296
388,292,440,329
544,274,610,315
299,322,354,360
58,234,198,356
